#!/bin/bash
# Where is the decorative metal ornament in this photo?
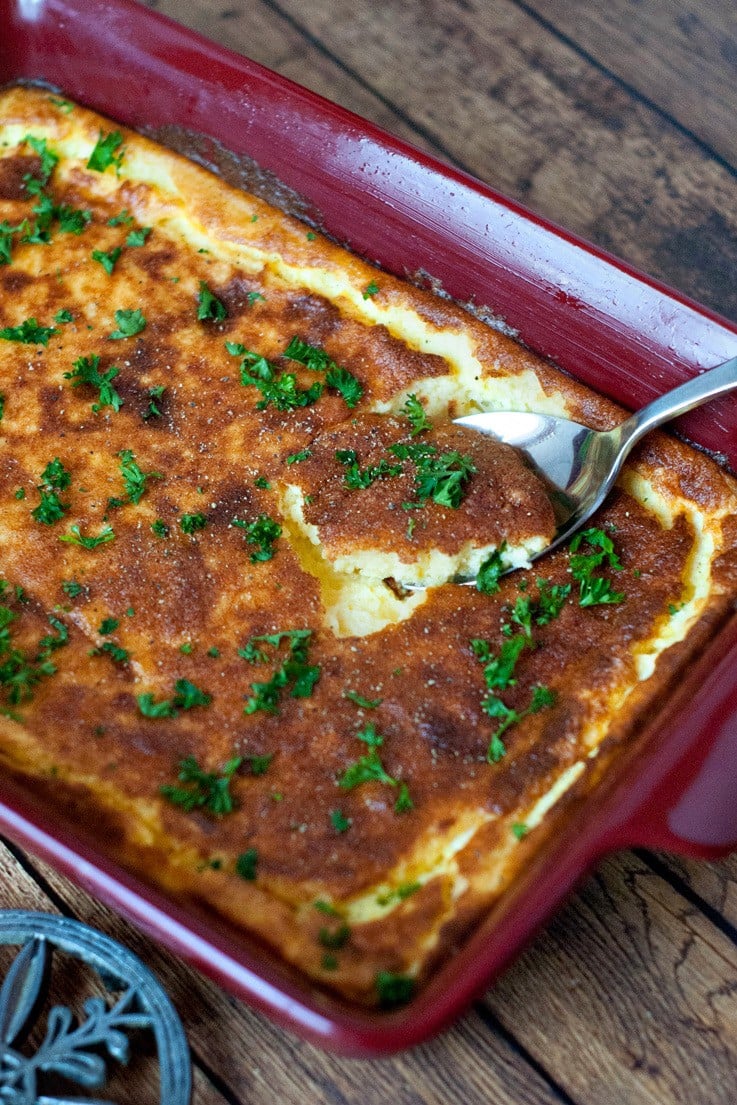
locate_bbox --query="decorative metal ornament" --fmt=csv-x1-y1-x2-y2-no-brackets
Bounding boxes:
0,911,191,1105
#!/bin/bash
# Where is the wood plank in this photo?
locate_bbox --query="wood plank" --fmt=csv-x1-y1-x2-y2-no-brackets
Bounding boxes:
243,0,737,322
522,0,737,168
649,850,737,927
141,0,439,157
18,849,569,1105
484,851,737,1105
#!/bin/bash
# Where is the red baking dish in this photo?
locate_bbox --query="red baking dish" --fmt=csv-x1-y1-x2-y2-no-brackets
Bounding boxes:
2,0,737,1057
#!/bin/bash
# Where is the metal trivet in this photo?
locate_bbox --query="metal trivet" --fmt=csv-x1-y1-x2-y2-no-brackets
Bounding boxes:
0,911,191,1105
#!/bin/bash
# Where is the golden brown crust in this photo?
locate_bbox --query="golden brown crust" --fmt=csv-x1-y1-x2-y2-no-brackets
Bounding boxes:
1,86,737,1006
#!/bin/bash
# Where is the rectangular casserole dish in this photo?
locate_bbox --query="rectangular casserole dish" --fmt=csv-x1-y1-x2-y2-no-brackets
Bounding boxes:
2,0,737,1056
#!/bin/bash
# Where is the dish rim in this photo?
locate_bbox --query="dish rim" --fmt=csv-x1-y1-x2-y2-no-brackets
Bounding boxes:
2,0,737,1055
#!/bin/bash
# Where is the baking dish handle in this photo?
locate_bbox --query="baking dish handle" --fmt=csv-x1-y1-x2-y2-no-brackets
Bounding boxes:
603,621,737,859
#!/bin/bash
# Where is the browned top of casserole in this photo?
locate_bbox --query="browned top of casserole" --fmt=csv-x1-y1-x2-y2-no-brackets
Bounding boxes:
1,85,737,1006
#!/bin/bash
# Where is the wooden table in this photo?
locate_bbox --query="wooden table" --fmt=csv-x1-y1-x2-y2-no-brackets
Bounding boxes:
4,1,737,1101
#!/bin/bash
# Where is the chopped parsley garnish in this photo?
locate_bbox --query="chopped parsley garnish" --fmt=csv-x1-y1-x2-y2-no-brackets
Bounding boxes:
247,753,273,776
39,458,72,491
476,545,507,595
87,130,125,173
117,449,161,504
241,629,320,715
54,309,74,324
23,134,59,185
568,527,625,607
179,513,207,535
394,782,414,813
137,693,177,719
254,476,270,489
109,308,146,340
403,393,432,436
363,280,379,299
231,513,281,562
375,971,415,1008
61,579,84,598
284,336,364,408
227,344,324,412
32,491,67,525
64,354,122,413
330,809,352,833
92,246,122,275
97,641,130,664
59,523,115,549
143,385,166,420
125,226,151,247
471,635,556,761
49,97,74,113
377,882,421,906
235,848,259,880
160,754,241,815
512,822,529,840
173,678,212,710
98,617,119,635
151,519,170,538
247,291,265,305
179,642,193,655
318,922,350,950
14,489,25,501
0,222,18,266
343,689,382,709
335,449,402,490
0,603,66,706
32,459,71,525
390,441,476,509
286,448,312,465
339,722,398,790
107,210,133,227
197,281,227,321
0,318,56,345
56,205,91,235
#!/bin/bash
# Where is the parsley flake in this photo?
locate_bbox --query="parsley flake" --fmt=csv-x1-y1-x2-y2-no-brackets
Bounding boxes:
569,528,625,607
0,318,56,345
235,848,259,880
330,809,352,833
242,629,319,715
87,130,125,174
59,524,115,549
92,246,122,275
179,513,207,535
160,754,241,815
125,226,152,247
376,971,415,1008
232,513,281,562
402,394,432,436
343,689,383,709
109,308,146,340
197,281,227,321
117,449,161,504
64,354,122,412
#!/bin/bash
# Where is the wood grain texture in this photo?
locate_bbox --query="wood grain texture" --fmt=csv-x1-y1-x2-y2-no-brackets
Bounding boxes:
3,1,737,1101
19,847,567,1105
145,0,737,321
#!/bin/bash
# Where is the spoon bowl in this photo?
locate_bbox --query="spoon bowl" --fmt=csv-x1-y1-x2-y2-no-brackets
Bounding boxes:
452,354,737,582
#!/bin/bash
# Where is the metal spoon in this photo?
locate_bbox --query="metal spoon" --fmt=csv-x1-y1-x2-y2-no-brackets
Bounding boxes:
452,354,737,581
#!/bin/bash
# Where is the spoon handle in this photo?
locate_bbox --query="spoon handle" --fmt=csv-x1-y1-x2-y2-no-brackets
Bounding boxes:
620,355,737,447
